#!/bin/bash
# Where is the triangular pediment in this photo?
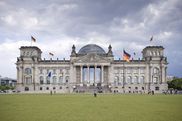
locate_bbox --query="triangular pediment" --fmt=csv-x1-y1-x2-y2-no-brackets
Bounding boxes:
75,53,110,63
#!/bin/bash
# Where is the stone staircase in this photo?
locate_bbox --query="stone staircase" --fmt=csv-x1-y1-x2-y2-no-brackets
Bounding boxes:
73,84,111,93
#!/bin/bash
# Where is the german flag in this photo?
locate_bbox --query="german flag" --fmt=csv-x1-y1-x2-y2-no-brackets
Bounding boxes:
123,50,131,62
31,36,36,42
150,36,153,41
49,52,54,56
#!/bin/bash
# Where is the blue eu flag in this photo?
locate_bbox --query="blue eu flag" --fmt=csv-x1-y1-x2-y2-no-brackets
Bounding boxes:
48,72,51,77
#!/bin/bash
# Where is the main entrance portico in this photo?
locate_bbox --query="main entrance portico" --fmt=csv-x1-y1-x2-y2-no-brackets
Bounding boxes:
77,65,106,85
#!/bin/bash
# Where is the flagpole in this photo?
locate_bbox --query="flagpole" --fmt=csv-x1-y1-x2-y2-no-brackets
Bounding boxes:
31,39,32,46
133,52,136,60
150,36,153,46
122,50,125,93
123,61,125,93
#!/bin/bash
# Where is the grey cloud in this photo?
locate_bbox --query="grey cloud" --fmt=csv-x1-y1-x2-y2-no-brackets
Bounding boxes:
0,0,182,78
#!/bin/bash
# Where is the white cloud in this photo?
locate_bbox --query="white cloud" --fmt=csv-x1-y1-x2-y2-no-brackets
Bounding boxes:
1,15,16,26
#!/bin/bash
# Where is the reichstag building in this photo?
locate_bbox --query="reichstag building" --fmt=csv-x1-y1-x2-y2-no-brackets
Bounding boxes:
16,44,168,93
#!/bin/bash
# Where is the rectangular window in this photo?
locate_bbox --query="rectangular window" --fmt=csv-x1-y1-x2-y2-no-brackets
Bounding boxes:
127,68,131,74
60,69,63,74
47,69,49,74
65,68,69,74
39,69,43,74
133,68,138,73
140,68,145,74
53,69,56,74
120,69,124,73
114,69,118,74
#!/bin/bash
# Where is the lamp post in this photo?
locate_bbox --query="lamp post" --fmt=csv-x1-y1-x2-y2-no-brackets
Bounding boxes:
0,75,1,86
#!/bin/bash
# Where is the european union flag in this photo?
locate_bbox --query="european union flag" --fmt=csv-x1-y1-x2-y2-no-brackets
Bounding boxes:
48,72,51,77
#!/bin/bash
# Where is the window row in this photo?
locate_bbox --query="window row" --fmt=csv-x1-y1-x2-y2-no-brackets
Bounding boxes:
114,76,145,85
24,86,67,91
39,68,69,74
149,51,162,56
114,76,160,85
114,68,145,74
39,76,69,84
24,76,69,85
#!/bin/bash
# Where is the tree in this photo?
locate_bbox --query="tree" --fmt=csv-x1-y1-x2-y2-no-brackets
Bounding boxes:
167,78,182,90
0,85,15,91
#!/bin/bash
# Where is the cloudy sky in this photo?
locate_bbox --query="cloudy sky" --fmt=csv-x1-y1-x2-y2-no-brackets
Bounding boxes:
0,0,182,78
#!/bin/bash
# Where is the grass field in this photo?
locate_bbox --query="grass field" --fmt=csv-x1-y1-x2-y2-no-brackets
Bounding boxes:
0,94,182,121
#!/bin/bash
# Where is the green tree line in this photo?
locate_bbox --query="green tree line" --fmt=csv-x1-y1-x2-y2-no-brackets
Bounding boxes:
167,77,182,90
0,85,15,91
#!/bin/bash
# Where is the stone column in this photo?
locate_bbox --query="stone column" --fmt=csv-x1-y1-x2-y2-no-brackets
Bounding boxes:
21,66,24,84
94,65,97,84
73,66,76,84
80,66,83,83
165,67,167,83
87,65,90,83
16,67,19,84
124,65,126,86
162,65,165,83
32,66,35,91
101,65,104,83
145,64,149,89
150,66,153,84
148,65,152,91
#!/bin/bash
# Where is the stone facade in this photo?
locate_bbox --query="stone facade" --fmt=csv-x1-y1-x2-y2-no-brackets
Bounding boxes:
16,44,168,93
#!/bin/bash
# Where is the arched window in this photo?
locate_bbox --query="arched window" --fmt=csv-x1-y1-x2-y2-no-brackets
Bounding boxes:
46,76,50,84
133,76,138,84
40,76,44,84
114,76,119,86
25,76,32,84
153,77,158,84
52,76,57,84
127,76,132,84
154,67,159,74
119,76,124,85
25,68,32,75
65,76,69,83
59,76,63,84
139,76,144,84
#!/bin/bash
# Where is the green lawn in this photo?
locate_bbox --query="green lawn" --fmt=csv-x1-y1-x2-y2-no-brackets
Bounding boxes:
0,94,182,121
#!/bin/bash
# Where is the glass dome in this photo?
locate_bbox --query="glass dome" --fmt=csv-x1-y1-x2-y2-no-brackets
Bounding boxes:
78,44,106,54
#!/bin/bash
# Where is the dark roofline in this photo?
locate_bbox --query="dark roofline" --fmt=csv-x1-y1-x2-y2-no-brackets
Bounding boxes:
74,53,109,57
40,60,70,63
114,60,145,62
20,46,42,52
143,46,164,50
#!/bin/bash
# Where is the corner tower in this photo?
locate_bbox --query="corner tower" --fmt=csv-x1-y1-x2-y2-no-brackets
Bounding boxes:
142,46,168,92
16,46,42,91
